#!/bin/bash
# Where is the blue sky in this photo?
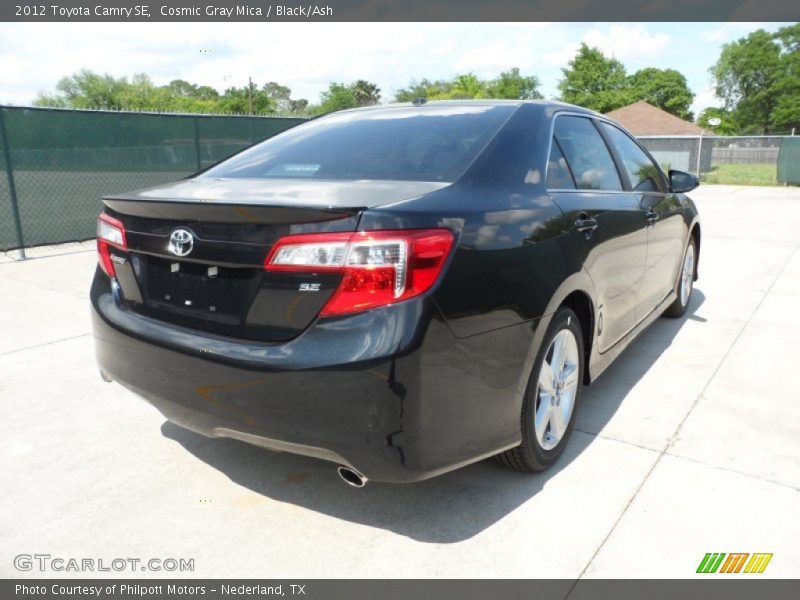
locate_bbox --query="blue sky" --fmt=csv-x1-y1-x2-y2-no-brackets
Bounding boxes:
0,22,791,118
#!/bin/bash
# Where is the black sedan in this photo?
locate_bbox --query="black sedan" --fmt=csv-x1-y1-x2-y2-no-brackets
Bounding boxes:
92,100,700,486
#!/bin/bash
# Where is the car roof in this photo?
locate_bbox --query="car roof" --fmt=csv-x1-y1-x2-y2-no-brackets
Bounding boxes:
332,99,600,117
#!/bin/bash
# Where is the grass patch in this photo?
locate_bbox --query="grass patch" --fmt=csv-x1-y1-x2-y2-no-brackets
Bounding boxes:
701,163,778,186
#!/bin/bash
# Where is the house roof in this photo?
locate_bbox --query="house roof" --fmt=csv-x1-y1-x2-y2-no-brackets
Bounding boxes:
605,100,708,136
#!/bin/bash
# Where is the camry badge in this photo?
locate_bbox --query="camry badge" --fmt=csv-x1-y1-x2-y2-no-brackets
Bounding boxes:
168,229,194,257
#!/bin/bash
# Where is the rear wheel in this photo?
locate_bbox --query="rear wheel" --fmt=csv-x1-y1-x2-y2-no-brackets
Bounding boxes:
664,237,696,318
497,307,584,473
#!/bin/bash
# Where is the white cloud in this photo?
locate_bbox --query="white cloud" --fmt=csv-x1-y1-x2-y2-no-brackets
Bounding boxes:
700,22,764,43
0,22,571,105
582,24,671,61
475,225,499,246
700,27,732,44
0,21,785,110
691,84,722,118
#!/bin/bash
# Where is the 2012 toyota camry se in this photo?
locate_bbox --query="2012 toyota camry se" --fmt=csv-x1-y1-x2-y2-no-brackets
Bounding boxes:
91,100,700,486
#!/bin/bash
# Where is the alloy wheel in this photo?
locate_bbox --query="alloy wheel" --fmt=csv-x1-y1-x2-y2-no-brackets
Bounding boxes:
680,244,695,307
535,328,580,450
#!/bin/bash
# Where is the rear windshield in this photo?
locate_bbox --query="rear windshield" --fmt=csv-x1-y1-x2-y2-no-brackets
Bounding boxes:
200,105,516,183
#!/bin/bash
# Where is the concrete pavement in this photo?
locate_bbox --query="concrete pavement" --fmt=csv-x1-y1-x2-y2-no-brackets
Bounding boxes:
1,185,798,579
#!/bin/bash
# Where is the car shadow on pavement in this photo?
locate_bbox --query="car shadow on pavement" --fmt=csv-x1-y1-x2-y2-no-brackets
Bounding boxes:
577,289,706,436
161,289,705,544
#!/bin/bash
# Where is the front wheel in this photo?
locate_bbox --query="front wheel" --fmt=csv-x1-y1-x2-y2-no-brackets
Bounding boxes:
664,237,696,318
497,307,584,473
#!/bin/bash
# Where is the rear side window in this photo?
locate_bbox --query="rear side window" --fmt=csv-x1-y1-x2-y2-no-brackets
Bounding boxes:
201,105,516,183
600,122,666,192
546,139,575,189
553,116,622,191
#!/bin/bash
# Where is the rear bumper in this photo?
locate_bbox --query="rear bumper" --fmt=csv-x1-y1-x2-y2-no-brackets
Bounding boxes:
91,271,527,483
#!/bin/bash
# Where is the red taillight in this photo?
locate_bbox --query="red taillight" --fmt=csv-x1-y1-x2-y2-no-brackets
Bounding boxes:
265,229,454,316
96,213,127,277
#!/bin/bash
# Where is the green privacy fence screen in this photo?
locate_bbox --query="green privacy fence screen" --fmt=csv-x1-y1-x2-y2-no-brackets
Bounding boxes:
0,106,306,251
777,137,800,185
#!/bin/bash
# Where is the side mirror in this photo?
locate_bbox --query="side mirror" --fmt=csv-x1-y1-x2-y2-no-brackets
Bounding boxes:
669,170,699,193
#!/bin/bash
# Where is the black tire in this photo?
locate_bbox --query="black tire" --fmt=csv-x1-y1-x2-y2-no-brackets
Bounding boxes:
497,307,585,473
663,236,697,318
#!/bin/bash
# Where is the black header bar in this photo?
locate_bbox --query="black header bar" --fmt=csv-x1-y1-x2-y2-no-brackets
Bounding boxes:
2,0,799,22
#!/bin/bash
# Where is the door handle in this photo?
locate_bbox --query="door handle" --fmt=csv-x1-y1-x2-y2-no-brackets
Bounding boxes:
645,209,658,224
574,214,598,237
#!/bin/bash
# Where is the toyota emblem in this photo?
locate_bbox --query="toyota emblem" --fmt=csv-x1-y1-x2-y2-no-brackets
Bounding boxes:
168,228,194,257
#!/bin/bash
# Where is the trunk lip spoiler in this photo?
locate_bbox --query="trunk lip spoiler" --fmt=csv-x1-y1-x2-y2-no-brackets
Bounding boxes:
101,198,361,225
102,177,451,211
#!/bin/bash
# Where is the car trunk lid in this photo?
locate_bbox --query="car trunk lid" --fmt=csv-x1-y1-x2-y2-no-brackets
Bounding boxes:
103,178,448,342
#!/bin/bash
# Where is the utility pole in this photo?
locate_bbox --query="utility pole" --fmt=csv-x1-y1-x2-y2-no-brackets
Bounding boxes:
248,76,253,115
695,132,703,178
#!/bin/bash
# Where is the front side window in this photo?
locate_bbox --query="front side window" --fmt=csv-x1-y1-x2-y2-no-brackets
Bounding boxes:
600,122,665,192
553,116,622,191
200,105,516,183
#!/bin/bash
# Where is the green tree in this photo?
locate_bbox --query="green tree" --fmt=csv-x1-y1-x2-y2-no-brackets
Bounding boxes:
628,68,695,120
351,80,381,106
217,84,275,114
35,69,130,110
33,70,309,116
696,107,737,135
116,74,170,111
315,80,381,114
489,68,542,100
166,79,219,101
558,44,632,112
771,23,800,132
317,82,359,113
161,79,221,113
263,81,308,113
711,25,800,134
440,73,490,99
393,69,541,102
393,78,453,102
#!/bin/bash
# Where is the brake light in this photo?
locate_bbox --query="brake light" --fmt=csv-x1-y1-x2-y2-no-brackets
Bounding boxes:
96,213,127,277
265,229,454,316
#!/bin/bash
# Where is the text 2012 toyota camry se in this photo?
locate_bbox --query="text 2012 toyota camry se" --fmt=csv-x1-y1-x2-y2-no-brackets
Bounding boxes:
92,100,700,486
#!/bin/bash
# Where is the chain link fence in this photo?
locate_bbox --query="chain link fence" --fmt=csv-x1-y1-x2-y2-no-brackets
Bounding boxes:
638,135,800,187
2,108,798,257
0,106,306,254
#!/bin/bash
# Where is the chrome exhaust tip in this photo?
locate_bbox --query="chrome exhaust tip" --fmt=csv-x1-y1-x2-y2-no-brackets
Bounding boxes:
337,466,367,488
